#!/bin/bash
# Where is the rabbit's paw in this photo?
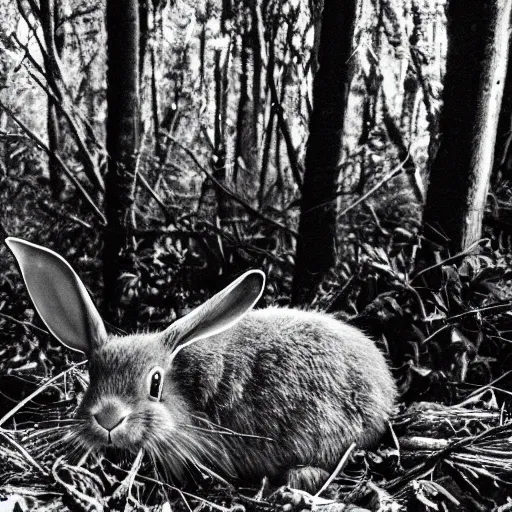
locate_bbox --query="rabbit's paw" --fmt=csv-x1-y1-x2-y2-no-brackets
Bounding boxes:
285,466,330,493
269,485,339,512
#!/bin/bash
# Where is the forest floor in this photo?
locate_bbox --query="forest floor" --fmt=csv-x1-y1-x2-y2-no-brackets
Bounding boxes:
0,360,511,511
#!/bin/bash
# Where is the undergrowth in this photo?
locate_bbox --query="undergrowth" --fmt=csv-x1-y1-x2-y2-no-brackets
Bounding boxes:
2,173,512,511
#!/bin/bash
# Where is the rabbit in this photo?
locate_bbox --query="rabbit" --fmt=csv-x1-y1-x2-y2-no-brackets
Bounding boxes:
6,237,397,492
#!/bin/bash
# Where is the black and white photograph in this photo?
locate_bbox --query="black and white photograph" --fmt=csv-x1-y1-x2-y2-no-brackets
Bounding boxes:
0,0,511,510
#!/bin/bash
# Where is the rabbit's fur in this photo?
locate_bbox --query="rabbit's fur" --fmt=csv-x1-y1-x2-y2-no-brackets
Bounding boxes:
170,308,396,481
6,238,397,490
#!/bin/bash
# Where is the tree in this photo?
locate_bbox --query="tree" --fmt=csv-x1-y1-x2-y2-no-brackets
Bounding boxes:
494,29,512,185
422,0,512,253
291,0,357,305
39,0,64,199
103,0,141,320
234,7,259,204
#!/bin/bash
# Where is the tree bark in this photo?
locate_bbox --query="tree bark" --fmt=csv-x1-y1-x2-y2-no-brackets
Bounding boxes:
291,0,357,305
234,11,258,204
494,35,512,183
251,0,265,146
39,0,63,199
422,0,512,253
210,0,232,224
104,0,140,320
139,0,149,81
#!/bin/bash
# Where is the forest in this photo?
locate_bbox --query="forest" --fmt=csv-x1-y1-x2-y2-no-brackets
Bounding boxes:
2,0,512,510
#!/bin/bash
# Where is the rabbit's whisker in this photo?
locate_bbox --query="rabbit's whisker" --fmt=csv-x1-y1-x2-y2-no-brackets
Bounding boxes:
32,431,74,455
182,423,274,442
22,424,81,442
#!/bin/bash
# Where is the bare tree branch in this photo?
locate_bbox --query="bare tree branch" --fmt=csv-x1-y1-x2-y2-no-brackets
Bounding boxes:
0,102,106,225
163,134,297,236
136,173,173,220
11,13,104,191
56,3,101,29
268,50,303,190
16,0,47,65
304,151,411,218
0,312,49,336
24,68,105,191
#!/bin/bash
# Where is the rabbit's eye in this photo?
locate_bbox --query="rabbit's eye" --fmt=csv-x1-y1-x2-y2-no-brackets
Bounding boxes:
148,367,164,401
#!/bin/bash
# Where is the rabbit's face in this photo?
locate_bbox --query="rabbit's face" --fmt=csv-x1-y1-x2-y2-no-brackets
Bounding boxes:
75,333,209,476
76,333,188,451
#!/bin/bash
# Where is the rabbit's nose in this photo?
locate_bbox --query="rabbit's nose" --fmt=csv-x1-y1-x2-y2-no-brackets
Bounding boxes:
94,404,128,432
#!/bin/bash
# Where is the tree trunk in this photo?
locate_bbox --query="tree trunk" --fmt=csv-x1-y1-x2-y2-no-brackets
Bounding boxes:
209,0,232,224
104,0,140,320
39,0,63,199
422,0,512,253
291,0,357,305
46,101,62,199
234,12,258,204
494,35,512,184
251,0,265,146
139,0,149,81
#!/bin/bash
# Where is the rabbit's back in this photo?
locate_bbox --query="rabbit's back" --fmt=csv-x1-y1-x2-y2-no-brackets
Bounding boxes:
173,307,396,481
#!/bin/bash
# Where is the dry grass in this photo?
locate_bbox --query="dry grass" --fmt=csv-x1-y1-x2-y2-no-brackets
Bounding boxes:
0,369,512,512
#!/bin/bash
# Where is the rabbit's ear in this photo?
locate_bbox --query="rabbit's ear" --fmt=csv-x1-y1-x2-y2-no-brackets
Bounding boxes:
165,270,265,353
5,238,107,353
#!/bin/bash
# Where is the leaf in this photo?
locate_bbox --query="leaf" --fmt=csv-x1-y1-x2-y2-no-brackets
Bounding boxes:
410,364,432,377
393,227,414,241
383,296,404,315
419,481,460,506
450,327,475,354
415,491,438,510
423,313,447,322
431,293,449,313
473,267,505,284
371,262,396,278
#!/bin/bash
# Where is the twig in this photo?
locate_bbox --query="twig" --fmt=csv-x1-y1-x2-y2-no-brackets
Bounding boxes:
336,152,410,217
137,172,173,219
420,323,454,345
163,136,297,236
118,470,231,512
461,370,512,403
10,32,46,78
399,436,449,451
314,442,356,497
447,300,512,321
364,202,390,236
0,430,48,475
386,418,512,493
0,312,49,336
268,54,303,190
0,361,87,428
11,27,104,187
410,239,485,283
0,102,106,225
114,449,144,508
303,153,410,218
16,0,47,66
24,68,104,191
194,460,233,488
37,199,94,230
56,3,100,29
